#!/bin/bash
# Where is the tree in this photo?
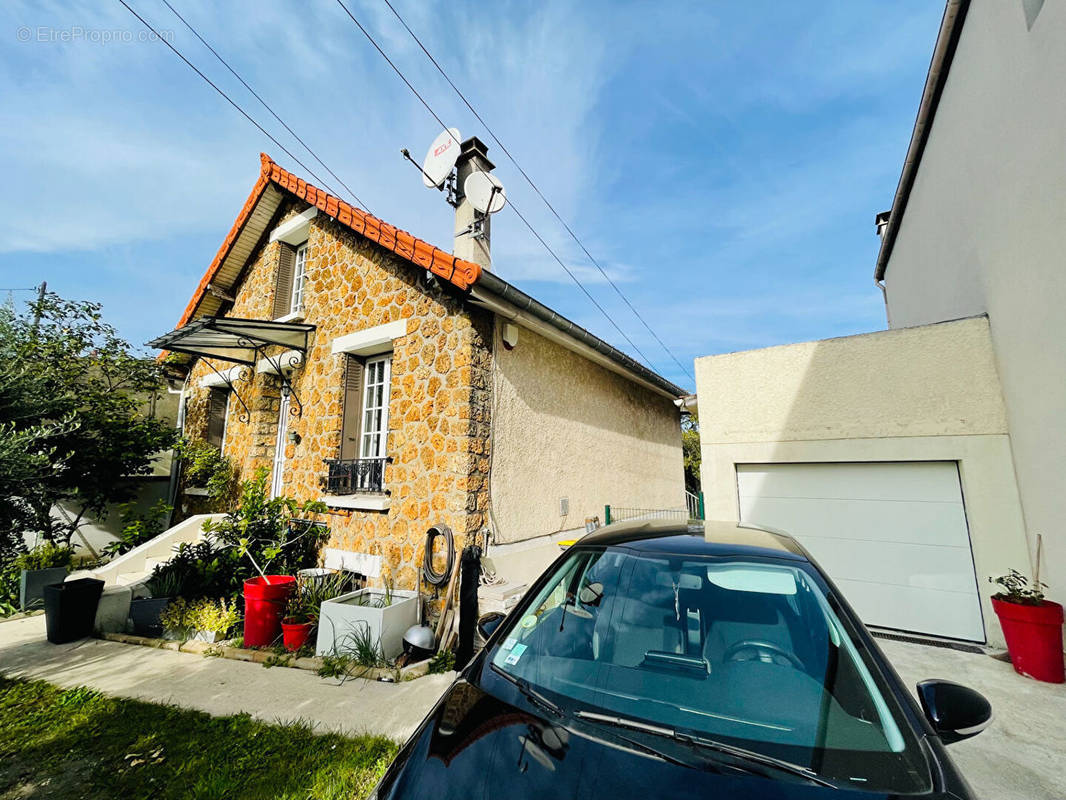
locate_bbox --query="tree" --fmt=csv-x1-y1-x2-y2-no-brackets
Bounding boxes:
0,292,178,558
682,412,700,493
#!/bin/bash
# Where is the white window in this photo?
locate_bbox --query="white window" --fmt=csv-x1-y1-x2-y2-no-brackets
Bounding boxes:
361,355,391,459
290,243,308,313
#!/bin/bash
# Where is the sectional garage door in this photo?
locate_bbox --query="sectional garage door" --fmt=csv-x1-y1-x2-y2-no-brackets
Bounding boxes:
737,462,984,642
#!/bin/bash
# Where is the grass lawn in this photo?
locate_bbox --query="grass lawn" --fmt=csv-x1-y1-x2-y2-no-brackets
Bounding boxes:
0,676,397,799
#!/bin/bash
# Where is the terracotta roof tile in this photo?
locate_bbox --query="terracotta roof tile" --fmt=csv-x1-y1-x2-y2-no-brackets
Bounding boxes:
175,153,482,328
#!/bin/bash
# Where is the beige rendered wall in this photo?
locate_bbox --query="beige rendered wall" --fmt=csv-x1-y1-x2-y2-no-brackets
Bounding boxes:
695,317,1029,646
881,1,1066,607
490,321,684,545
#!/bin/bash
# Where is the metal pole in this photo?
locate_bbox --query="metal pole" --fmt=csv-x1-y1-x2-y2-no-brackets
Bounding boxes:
31,281,46,333
604,505,611,526
698,492,705,521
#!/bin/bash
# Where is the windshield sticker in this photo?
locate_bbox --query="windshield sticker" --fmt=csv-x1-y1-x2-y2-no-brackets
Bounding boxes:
504,643,528,665
519,615,538,630
502,637,517,651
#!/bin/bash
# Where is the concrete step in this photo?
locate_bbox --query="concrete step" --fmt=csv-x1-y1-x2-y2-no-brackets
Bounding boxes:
114,572,148,587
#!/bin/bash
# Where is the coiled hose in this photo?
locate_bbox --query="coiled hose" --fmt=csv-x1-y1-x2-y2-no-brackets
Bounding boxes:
422,524,455,587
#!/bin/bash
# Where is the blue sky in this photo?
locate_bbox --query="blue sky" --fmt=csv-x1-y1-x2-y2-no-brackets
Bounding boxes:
0,1,941,390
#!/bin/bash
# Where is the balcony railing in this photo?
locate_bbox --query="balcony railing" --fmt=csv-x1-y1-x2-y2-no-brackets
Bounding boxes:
324,457,391,495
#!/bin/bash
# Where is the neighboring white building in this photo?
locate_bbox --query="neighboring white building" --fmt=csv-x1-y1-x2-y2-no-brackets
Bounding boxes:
876,0,1065,617
694,0,1063,647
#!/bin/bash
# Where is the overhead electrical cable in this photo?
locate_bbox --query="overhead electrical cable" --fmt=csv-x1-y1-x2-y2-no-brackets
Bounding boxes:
332,0,658,372
158,0,369,212
117,0,351,206
380,0,693,381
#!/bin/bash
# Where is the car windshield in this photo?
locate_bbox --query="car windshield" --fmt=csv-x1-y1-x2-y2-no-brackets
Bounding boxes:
488,546,932,793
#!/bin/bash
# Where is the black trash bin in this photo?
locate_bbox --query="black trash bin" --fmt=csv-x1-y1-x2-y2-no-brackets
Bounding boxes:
43,578,104,644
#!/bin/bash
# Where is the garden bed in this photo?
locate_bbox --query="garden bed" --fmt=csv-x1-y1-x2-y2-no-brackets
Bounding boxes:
99,632,432,681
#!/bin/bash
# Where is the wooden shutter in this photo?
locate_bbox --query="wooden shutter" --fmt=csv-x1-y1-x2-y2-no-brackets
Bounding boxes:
339,354,364,460
272,244,296,319
206,388,228,448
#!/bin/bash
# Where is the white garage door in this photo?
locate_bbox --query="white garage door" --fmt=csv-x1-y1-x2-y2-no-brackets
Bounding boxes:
737,462,984,642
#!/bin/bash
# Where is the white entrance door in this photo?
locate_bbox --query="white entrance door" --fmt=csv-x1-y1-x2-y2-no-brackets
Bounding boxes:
270,392,290,499
736,461,984,641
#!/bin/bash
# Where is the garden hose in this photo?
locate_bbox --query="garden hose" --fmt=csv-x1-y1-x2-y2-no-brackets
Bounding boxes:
422,524,455,587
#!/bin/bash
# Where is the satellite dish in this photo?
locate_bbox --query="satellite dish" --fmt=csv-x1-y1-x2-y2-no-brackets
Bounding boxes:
463,170,507,214
422,127,461,188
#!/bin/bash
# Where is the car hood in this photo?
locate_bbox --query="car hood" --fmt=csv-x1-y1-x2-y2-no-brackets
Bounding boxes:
377,679,957,800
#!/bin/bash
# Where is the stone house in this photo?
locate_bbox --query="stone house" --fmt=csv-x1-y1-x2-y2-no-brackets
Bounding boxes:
152,144,685,590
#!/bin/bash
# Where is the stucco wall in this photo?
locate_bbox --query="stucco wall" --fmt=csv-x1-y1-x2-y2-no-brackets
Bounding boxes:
490,321,684,544
697,317,1008,443
881,0,1066,604
694,317,1029,646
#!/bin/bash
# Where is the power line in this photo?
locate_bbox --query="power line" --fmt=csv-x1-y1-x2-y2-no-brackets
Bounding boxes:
380,0,693,381
158,0,369,212
118,0,347,204
332,0,659,373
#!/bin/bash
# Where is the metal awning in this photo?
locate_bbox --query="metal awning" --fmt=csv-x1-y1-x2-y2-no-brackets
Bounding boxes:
149,317,316,419
148,317,315,366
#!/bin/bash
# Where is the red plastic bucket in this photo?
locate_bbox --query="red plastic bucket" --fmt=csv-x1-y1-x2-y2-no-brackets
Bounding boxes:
243,575,296,647
281,619,313,652
992,597,1065,683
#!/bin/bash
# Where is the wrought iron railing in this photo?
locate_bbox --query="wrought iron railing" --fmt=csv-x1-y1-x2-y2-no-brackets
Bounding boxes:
324,457,391,494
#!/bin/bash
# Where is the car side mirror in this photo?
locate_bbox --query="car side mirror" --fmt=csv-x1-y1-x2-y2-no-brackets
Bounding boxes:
916,680,992,744
477,612,506,642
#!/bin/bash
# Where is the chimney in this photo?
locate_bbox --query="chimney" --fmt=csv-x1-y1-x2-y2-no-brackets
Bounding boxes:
875,210,891,239
453,137,495,270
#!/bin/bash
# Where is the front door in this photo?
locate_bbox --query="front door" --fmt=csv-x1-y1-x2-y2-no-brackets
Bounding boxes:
270,392,290,499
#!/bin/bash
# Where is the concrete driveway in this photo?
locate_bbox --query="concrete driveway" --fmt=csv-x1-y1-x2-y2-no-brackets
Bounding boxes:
879,637,1066,800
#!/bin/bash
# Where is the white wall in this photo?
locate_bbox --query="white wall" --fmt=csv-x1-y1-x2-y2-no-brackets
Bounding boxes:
883,0,1066,605
695,318,1030,646
490,321,684,545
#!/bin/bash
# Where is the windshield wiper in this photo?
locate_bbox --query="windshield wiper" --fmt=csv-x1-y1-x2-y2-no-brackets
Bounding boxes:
491,665,564,718
574,711,837,789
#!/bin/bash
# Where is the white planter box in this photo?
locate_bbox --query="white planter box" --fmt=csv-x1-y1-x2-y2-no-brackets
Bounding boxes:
316,588,418,660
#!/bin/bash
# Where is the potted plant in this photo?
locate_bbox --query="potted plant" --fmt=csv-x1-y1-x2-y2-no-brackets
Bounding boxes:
989,539,1063,684
160,597,239,643
281,572,350,652
316,580,418,661
204,468,329,647
130,570,182,637
16,542,73,611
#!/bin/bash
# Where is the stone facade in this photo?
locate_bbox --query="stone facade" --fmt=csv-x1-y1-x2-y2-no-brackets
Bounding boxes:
181,199,492,590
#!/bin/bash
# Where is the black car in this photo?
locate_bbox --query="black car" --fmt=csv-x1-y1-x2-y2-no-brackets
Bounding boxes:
373,520,991,799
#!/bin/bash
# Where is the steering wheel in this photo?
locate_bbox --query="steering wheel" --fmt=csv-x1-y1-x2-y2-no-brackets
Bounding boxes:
722,640,804,669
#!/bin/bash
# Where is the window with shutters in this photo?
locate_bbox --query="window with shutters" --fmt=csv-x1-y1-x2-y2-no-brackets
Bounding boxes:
271,243,301,320
205,387,229,451
326,352,393,494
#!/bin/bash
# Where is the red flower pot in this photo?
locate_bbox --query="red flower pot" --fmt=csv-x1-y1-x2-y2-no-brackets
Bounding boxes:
281,618,313,652
991,596,1064,683
243,575,296,647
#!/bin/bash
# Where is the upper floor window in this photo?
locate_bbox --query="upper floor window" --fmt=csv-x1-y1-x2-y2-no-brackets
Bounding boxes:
291,243,308,314
272,242,308,320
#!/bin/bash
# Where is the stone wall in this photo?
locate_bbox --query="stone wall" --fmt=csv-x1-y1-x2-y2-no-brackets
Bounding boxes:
181,200,492,589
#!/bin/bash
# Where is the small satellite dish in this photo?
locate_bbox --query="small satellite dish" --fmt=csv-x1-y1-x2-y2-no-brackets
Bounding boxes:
422,127,461,188
463,170,507,214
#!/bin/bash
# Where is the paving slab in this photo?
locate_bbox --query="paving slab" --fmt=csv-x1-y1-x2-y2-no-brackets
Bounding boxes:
879,637,1066,800
0,614,451,741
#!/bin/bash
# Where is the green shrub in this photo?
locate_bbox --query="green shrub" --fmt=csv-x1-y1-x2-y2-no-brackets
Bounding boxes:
428,648,455,674
103,500,171,558
204,468,329,580
146,539,242,600
14,542,73,571
177,438,234,500
161,597,240,637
